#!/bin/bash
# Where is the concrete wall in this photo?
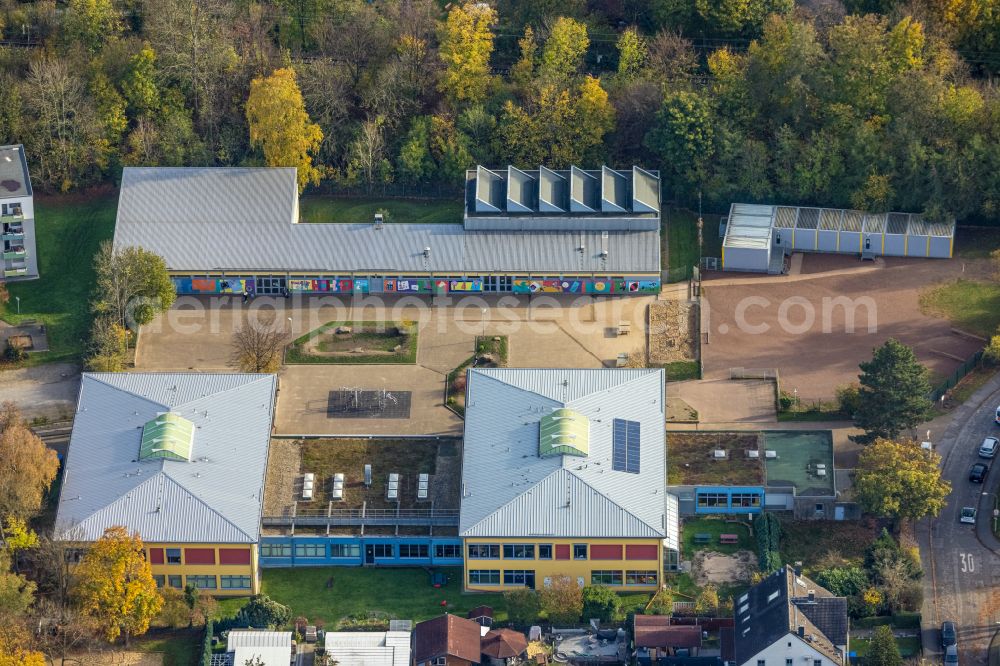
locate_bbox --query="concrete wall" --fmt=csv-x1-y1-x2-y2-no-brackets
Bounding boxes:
722,246,770,272
883,234,906,257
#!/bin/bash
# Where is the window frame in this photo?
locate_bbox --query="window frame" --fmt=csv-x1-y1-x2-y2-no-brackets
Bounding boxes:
372,544,394,558
434,544,461,559
186,575,217,590
399,544,429,559
538,544,553,559
168,575,183,589
329,543,360,558
573,544,587,560
502,569,534,586
153,575,165,588
261,543,291,558
468,544,500,559
502,543,535,560
165,548,182,564
294,543,326,558
220,575,252,590
468,569,500,585
590,570,623,585
625,570,658,586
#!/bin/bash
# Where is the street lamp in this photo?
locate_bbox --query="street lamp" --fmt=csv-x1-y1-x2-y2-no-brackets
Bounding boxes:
14,296,19,315
481,308,487,338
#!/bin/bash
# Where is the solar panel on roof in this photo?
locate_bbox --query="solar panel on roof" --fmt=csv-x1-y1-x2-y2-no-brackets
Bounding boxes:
612,418,640,474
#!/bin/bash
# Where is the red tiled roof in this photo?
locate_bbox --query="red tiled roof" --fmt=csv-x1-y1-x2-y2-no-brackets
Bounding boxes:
481,629,528,659
412,614,482,663
633,617,702,649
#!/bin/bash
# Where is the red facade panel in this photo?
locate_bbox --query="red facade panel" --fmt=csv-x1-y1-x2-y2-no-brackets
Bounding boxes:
148,548,164,565
626,544,658,560
555,544,571,560
219,548,252,565
590,544,623,560
184,548,216,565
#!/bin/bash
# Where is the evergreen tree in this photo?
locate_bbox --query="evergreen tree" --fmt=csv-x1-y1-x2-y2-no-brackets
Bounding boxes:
854,339,932,442
867,625,903,666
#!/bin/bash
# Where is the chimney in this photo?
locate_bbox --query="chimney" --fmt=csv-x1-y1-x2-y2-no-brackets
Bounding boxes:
793,562,802,576
807,590,815,602
797,626,805,638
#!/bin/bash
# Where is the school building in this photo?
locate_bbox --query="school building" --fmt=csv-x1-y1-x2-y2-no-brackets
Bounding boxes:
111,165,662,297
459,368,679,592
54,373,277,596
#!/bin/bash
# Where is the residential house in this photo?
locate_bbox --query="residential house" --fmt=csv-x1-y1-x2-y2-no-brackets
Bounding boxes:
0,144,37,280
634,617,702,663
324,629,411,666
412,614,483,666
214,630,292,666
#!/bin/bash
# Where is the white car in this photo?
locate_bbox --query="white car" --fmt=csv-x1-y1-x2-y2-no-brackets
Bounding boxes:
960,507,977,524
980,437,1000,458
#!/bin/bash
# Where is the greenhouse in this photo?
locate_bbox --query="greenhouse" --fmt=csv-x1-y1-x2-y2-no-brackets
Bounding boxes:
721,203,955,273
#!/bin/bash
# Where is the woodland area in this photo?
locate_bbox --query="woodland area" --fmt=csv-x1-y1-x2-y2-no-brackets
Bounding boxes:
1,0,1000,219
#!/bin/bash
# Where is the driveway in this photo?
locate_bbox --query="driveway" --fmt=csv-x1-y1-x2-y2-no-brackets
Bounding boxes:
919,372,1000,666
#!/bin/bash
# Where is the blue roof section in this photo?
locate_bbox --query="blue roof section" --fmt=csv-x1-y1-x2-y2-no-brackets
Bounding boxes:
459,369,666,539
56,373,276,544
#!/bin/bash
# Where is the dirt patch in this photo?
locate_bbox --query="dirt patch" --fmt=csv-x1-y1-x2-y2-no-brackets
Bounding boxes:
65,652,163,666
649,301,698,364
691,550,757,586
263,438,301,517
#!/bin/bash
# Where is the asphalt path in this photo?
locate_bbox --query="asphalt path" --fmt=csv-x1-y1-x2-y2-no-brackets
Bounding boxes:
920,375,1000,666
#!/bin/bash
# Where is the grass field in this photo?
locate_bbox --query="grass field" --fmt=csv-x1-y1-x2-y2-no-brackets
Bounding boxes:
920,278,1000,338
133,628,202,666
299,196,462,224
285,321,418,364
665,208,723,279
850,636,921,658
681,517,754,556
260,566,507,627
0,193,117,363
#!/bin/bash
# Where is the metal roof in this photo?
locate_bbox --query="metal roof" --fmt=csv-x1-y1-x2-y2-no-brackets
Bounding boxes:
570,166,599,213
0,145,31,199
459,369,666,539
723,204,774,250
325,631,411,666
228,631,292,666
114,167,659,274
55,373,276,543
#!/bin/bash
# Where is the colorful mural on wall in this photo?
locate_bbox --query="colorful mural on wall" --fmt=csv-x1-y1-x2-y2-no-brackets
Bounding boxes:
512,278,660,294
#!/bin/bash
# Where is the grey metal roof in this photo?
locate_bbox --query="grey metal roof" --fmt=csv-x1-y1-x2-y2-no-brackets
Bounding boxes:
538,166,568,212
325,632,411,666
475,166,504,213
601,166,628,213
723,204,774,250
114,167,659,274
0,145,31,199
228,631,292,666
460,369,666,539
632,167,660,214
506,166,536,213
570,166,599,213
55,373,276,543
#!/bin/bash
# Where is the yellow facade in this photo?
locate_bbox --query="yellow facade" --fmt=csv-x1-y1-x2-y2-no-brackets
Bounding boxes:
462,537,662,592
146,542,260,597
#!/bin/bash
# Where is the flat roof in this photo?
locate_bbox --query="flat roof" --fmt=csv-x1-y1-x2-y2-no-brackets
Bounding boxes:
762,430,835,496
115,167,660,274
730,203,955,240
723,204,773,250
0,145,31,199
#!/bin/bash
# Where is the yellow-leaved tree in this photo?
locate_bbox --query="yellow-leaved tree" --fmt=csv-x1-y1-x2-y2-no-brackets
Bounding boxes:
437,2,497,106
73,526,163,646
246,68,323,193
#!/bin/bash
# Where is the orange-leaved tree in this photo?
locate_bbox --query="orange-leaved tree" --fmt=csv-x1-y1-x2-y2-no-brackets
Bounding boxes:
73,526,163,645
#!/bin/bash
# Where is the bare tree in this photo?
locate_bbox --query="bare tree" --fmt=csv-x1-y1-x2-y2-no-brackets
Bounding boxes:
346,117,388,192
231,320,286,373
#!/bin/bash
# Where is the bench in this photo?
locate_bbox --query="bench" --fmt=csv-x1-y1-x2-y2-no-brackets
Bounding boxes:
694,533,712,544
720,534,739,545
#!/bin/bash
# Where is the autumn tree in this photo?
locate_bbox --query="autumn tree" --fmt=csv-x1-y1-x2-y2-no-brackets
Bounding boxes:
539,575,582,625
86,316,128,372
74,526,163,646
854,339,932,442
581,586,621,622
63,0,123,52
504,588,541,626
231,319,286,373
438,2,496,106
92,241,176,331
616,28,648,81
855,438,950,523
0,403,59,522
246,68,324,193
539,17,589,85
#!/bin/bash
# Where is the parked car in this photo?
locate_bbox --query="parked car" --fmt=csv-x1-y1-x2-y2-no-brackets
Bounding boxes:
978,436,999,459
944,645,958,666
941,621,957,648
995,405,1000,426
960,507,977,524
970,463,989,483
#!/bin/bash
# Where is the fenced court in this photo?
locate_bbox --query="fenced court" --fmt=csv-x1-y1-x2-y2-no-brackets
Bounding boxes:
328,389,412,419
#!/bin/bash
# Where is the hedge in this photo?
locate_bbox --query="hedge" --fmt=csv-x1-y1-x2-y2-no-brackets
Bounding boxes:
754,513,782,573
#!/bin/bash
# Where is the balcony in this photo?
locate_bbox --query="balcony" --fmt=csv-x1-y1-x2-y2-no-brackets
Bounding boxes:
3,267,27,277
3,249,25,260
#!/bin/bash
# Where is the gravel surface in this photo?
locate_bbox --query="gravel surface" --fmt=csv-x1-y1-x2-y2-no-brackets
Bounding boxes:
648,301,698,364
263,438,301,517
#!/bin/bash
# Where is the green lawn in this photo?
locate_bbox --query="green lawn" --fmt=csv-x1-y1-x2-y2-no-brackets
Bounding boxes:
0,194,117,363
133,628,202,666
664,208,723,280
920,278,1000,338
285,321,418,364
850,636,921,658
681,517,754,557
260,567,507,628
661,359,701,381
779,519,876,573
299,196,462,224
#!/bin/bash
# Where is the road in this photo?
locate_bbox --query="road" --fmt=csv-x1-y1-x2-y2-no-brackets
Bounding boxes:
920,375,1000,666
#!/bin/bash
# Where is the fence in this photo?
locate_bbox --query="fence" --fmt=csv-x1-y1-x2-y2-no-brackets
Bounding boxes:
929,349,984,402
663,265,694,283
701,257,721,271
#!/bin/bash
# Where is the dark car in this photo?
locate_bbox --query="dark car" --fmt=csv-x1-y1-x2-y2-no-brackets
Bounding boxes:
970,463,989,483
941,621,957,648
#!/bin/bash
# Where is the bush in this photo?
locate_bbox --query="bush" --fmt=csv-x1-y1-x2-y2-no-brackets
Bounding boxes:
582,586,621,623
201,620,213,666
754,513,782,573
504,588,541,627
539,575,583,625
815,566,868,598
836,383,862,416
3,338,26,363
778,390,796,411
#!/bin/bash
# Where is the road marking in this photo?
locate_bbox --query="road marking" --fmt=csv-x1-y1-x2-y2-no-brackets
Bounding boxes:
961,552,976,573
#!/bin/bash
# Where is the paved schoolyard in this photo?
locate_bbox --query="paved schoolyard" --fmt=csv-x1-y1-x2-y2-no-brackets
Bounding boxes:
135,293,656,435
0,362,80,421
701,254,985,399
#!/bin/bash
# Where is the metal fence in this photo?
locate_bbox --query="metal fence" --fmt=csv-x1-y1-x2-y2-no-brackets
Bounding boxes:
929,350,984,402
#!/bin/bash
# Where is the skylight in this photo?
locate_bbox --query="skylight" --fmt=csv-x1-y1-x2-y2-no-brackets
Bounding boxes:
539,408,590,458
139,412,194,462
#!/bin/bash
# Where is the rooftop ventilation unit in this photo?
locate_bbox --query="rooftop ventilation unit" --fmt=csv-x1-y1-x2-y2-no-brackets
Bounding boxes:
746,450,760,458
765,450,777,459
302,472,314,501
386,473,399,501
331,473,344,501
364,464,372,488
417,473,429,500
713,449,727,459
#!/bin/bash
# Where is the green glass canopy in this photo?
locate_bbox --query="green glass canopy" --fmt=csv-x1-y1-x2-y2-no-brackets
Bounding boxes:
139,412,194,462
539,408,589,458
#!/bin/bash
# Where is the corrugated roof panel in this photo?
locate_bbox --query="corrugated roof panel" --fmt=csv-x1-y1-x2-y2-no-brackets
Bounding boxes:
863,213,886,233
773,207,797,229
569,166,599,213
731,204,774,217
56,373,276,543
819,209,842,230
796,208,820,229
886,212,909,234
840,210,864,232
907,216,930,235
632,167,660,213
927,219,954,236
460,369,665,539
506,166,536,213
600,166,628,213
